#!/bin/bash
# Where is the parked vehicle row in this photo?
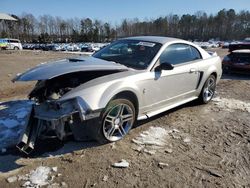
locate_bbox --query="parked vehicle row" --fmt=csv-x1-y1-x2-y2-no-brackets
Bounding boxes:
22,42,109,52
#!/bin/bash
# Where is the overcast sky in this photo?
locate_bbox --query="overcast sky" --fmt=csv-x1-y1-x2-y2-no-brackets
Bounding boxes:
1,0,250,23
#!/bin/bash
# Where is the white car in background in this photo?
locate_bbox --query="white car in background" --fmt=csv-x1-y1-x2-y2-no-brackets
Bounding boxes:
5,38,23,50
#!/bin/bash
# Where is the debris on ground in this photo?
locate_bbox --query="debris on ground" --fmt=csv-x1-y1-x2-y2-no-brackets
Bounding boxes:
102,175,108,182
6,176,17,183
195,166,223,178
143,149,156,155
183,137,191,143
110,142,116,149
112,159,129,168
52,167,58,172
61,182,68,187
164,148,173,153
158,162,169,169
47,182,60,188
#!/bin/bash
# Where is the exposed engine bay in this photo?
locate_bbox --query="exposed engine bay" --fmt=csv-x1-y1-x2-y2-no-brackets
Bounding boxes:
29,70,120,102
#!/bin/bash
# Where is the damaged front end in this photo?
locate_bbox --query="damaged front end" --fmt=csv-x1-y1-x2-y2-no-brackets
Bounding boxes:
14,57,128,154
17,97,100,154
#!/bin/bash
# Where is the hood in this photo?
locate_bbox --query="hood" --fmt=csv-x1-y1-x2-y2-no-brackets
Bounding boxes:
13,56,128,81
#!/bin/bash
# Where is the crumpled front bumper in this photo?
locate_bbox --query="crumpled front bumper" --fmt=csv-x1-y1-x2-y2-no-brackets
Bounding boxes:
16,97,101,154
34,97,100,121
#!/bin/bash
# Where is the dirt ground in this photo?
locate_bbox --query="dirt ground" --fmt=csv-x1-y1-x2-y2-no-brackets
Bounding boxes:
0,49,250,188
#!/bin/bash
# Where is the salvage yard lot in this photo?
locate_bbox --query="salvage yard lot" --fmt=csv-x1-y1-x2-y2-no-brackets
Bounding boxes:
0,49,250,187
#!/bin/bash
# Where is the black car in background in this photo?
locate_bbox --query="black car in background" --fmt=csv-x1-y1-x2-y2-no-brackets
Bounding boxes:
222,43,250,74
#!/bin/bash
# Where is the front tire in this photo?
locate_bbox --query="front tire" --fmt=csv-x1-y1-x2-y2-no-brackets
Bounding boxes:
94,98,136,144
198,75,216,104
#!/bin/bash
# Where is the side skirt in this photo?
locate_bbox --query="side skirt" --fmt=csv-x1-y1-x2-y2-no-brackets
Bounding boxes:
137,96,198,120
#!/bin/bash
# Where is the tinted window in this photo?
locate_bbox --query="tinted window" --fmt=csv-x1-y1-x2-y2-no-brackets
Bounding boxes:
9,40,19,43
159,44,201,65
190,46,202,60
93,40,162,69
229,52,250,63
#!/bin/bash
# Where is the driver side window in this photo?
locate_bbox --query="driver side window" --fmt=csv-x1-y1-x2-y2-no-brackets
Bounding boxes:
159,43,201,65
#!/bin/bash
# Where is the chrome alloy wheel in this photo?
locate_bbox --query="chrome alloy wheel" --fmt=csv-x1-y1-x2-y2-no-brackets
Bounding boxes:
203,76,216,102
103,103,134,141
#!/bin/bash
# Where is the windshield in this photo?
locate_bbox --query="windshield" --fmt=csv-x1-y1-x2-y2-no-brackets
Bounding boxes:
93,39,162,69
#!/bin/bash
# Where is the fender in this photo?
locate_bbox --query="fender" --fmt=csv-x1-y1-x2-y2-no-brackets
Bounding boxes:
98,80,141,109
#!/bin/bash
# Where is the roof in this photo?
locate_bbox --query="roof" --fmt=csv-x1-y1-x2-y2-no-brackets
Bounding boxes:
0,13,17,21
123,36,184,44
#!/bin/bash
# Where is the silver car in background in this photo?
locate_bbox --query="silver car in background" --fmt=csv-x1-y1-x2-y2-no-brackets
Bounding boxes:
14,36,222,154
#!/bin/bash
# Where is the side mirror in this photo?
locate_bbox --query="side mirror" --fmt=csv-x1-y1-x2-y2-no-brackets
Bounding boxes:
155,63,174,72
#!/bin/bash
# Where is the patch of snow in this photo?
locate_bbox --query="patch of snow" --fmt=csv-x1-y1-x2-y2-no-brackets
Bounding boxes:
132,127,169,146
7,166,58,187
213,97,250,112
28,166,51,186
112,159,129,168
22,181,31,187
132,127,176,155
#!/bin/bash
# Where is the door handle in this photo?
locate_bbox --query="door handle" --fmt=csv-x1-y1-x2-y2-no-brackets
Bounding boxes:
190,68,197,73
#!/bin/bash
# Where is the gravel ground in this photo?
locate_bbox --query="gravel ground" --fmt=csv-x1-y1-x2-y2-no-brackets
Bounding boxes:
0,49,249,188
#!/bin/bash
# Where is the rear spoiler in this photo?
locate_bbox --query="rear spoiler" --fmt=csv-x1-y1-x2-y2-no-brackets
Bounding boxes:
229,43,250,52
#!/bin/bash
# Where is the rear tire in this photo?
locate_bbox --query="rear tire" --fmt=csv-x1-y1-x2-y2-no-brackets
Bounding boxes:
198,75,216,104
14,46,19,50
93,98,136,144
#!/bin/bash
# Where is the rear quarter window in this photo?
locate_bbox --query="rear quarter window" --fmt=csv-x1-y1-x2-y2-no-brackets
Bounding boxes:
160,43,201,65
190,46,202,60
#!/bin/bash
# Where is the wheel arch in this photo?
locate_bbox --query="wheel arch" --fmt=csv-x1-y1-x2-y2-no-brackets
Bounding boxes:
210,72,217,80
111,90,139,117
99,88,140,116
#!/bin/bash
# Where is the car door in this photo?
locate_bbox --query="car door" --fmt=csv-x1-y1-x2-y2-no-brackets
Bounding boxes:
140,43,202,112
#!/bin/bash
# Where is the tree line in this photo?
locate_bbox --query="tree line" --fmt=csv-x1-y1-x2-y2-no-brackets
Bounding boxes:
0,9,249,43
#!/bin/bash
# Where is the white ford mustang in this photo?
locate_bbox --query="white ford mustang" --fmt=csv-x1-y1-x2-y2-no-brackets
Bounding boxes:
14,36,222,154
